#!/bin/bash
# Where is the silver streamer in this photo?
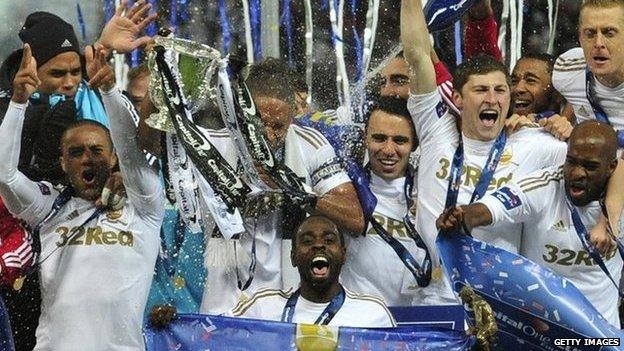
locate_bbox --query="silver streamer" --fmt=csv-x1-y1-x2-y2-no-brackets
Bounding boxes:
329,0,351,109
242,0,255,64
304,0,314,104
547,0,560,55
362,0,380,76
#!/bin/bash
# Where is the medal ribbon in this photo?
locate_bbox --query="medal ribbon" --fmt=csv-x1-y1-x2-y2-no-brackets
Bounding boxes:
281,286,346,324
567,198,624,297
444,132,508,210
365,167,432,287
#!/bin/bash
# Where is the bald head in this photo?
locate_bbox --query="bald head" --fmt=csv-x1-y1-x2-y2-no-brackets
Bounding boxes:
564,121,618,206
569,121,618,161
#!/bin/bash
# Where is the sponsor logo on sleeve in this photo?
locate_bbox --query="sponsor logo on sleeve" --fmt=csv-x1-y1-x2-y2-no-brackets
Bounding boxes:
493,187,521,210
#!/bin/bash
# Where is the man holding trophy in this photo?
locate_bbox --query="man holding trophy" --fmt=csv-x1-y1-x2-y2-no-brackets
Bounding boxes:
143,31,365,314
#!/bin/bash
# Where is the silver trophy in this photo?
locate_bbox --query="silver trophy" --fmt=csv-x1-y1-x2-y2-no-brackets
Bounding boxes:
148,34,282,216
146,35,221,132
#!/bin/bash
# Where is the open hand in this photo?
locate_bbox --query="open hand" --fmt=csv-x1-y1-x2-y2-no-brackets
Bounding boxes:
505,113,539,135
85,45,115,91
98,0,157,53
12,44,40,104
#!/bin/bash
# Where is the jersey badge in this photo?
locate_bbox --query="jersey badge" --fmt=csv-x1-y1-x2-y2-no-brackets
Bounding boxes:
435,100,448,118
493,187,522,210
499,149,513,165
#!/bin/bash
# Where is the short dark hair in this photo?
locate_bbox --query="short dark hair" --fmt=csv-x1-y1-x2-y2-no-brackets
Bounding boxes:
60,120,112,151
364,95,417,150
453,55,510,93
518,53,557,76
245,58,296,109
292,215,345,248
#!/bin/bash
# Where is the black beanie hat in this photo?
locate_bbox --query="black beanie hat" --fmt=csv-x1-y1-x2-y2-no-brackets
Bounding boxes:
18,12,80,67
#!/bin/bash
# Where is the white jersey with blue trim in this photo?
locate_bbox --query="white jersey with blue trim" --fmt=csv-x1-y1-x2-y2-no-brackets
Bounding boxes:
479,166,622,327
553,47,624,132
407,90,568,306
229,286,396,327
198,123,351,314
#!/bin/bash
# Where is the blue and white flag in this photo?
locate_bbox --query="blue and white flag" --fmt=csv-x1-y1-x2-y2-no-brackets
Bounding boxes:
437,231,624,351
145,314,474,350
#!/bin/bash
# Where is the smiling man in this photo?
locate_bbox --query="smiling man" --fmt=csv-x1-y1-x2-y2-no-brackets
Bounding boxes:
401,0,568,305
231,215,395,327
340,96,427,306
436,121,622,327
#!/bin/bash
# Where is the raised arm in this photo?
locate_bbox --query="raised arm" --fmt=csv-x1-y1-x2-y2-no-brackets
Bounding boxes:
401,0,437,95
89,47,163,222
0,44,53,221
465,0,503,61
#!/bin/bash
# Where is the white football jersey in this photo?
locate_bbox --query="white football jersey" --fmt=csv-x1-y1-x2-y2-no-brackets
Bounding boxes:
230,286,396,327
1,89,165,351
341,173,424,306
408,90,567,305
553,48,624,133
479,166,623,327
198,124,351,314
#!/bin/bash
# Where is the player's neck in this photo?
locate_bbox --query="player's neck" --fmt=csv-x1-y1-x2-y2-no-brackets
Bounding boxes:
300,281,342,303
595,70,624,89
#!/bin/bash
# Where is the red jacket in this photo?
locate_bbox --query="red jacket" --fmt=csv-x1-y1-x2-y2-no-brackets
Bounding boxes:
0,198,33,286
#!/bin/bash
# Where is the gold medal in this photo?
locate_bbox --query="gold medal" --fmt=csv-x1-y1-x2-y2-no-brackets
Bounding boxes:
173,275,186,289
13,276,25,291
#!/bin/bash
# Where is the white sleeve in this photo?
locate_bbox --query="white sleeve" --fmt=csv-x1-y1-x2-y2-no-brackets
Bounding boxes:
309,142,350,195
477,167,560,226
0,101,55,225
100,87,165,224
407,90,457,147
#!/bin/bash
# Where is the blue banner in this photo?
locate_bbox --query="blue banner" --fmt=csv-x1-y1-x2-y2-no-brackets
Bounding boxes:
145,314,474,350
389,305,465,331
437,231,624,351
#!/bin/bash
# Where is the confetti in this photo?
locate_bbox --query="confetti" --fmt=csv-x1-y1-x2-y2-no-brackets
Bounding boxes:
499,271,509,278
527,284,539,292
553,309,561,322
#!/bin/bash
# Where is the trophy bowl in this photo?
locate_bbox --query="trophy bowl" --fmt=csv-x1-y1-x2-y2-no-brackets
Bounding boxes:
147,36,222,132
